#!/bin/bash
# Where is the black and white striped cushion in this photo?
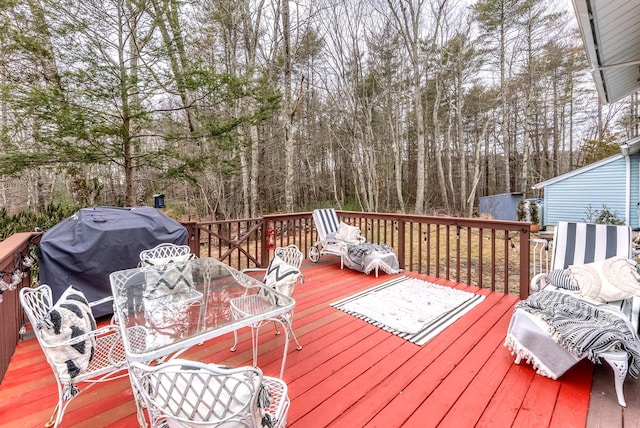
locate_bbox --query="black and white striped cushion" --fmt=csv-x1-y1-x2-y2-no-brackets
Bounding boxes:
546,269,578,290
551,222,632,270
313,209,340,239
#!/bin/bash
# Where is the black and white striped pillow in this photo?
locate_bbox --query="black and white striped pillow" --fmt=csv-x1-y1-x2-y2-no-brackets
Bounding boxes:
546,269,578,291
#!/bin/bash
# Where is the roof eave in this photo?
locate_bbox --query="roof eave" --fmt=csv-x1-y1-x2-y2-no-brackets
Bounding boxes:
572,0,610,103
532,154,623,190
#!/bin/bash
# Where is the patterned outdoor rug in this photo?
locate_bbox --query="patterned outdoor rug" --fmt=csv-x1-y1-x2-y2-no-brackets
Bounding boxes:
331,276,485,345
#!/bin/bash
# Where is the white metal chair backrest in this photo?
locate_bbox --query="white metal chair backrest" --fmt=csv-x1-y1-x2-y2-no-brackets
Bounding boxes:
274,245,304,270
129,359,264,428
20,284,54,336
20,284,93,379
312,209,340,241
550,222,632,271
139,243,194,266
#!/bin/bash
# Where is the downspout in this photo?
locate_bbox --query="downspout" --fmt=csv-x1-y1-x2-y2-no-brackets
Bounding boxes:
620,144,631,226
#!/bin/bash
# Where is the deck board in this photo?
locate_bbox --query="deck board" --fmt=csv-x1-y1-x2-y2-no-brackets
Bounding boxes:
0,257,633,427
405,308,517,427
363,292,509,427
550,360,593,428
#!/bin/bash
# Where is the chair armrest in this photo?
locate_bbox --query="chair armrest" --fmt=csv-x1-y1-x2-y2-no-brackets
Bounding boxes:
242,268,267,275
40,324,121,349
530,272,549,293
89,295,114,308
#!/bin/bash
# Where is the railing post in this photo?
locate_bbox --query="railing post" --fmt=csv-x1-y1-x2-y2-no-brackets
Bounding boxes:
260,218,269,267
519,226,531,299
182,222,200,257
397,220,405,268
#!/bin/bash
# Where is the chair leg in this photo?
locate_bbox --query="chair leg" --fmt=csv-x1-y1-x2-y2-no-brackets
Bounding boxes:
230,330,239,352
129,372,151,428
286,321,303,351
45,402,60,428
271,318,291,379
250,326,260,368
273,320,281,335
601,351,628,407
279,311,302,350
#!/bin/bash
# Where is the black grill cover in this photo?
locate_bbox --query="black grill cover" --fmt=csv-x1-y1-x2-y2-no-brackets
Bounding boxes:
38,206,188,317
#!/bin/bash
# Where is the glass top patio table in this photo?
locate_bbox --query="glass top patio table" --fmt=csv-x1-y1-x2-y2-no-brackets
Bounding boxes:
108,257,295,364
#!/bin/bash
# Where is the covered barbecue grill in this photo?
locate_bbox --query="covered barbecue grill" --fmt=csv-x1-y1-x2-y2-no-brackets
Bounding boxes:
38,206,188,317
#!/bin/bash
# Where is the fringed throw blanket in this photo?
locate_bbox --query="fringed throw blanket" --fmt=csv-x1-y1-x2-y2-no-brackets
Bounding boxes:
344,243,401,275
347,243,393,266
516,290,640,378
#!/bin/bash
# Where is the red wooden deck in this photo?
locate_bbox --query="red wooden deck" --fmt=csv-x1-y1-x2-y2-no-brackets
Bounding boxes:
0,258,637,427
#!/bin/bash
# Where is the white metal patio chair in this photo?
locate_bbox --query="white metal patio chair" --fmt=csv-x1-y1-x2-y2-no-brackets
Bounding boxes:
231,245,304,377
128,359,290,428
505,221,640,407
20,284,143,428
139,242,195,266
308,208,365,263
138,242,203,309
82,243,197,322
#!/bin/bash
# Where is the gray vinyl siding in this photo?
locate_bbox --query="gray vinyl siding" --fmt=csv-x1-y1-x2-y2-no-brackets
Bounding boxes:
542,156,630,227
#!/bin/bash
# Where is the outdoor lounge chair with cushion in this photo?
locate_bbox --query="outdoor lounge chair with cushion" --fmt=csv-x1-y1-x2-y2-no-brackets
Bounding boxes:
20,284,143,428
308,208,365,263
309,208,401,277
230,245,304,378
505,221,640,407
129,359,290,428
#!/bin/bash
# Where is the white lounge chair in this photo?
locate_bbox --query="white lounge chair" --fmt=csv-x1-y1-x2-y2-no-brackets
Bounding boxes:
308,209,365,263
505,221,640,407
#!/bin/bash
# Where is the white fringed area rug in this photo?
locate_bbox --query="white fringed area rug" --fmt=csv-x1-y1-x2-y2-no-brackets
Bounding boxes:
331,276,485,345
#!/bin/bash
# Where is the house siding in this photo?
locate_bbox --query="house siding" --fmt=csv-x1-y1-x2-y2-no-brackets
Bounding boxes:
542,155,637,227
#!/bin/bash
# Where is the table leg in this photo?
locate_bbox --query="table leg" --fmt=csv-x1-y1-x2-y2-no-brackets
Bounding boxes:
251,326,260,367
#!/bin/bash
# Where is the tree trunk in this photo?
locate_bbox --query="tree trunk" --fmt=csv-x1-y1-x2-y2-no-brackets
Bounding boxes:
468,117,491,217
433,74,449,212
282,0,295,213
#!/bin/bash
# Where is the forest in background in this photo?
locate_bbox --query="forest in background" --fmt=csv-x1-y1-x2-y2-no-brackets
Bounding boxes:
1,0,639,221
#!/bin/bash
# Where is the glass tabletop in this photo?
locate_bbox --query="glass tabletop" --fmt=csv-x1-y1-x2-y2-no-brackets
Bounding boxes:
109,257,295,362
